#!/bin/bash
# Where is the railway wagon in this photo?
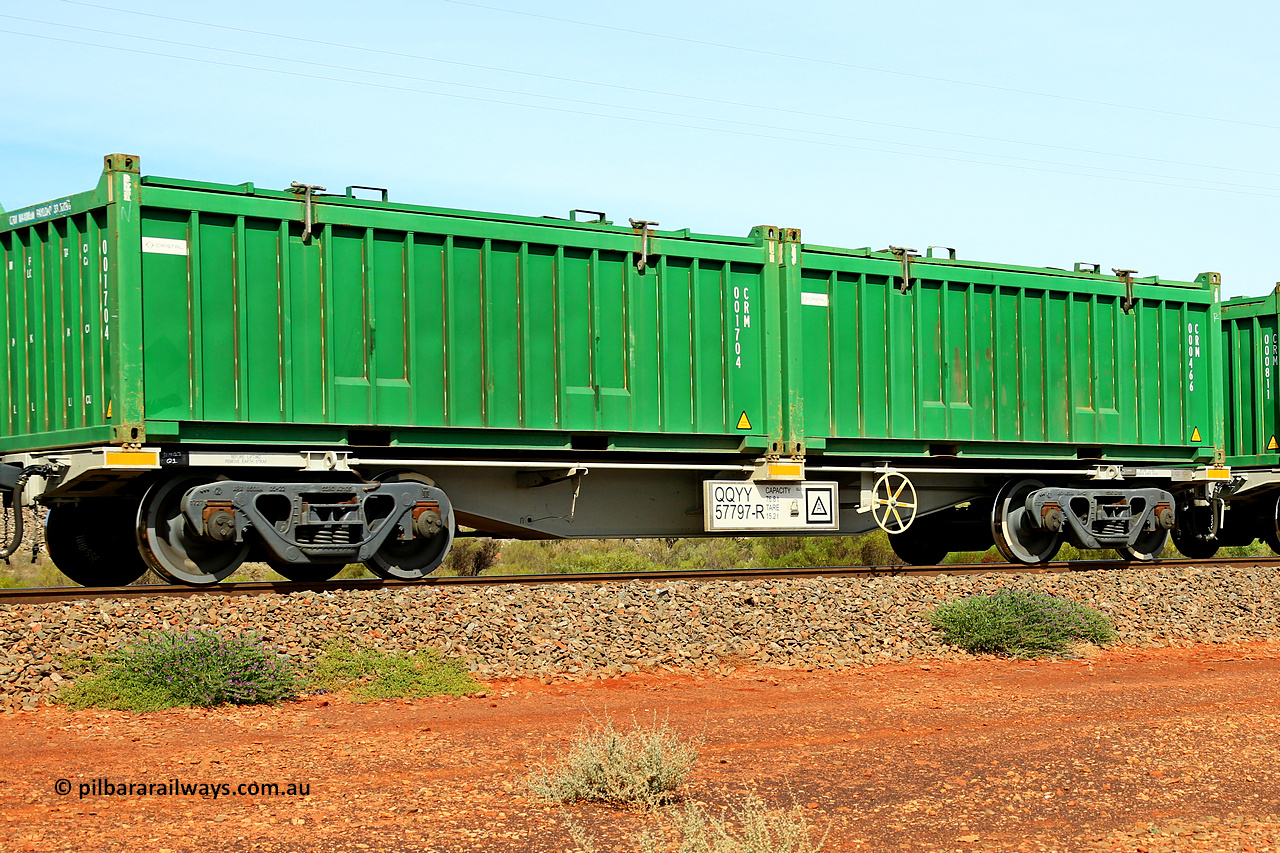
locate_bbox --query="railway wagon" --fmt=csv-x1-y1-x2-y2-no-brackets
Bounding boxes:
0,155,1230,585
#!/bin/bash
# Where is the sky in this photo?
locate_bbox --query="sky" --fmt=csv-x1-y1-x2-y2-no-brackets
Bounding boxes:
2,0,1278,298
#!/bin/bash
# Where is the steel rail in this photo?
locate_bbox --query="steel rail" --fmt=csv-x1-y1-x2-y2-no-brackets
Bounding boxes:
1,556,1277,606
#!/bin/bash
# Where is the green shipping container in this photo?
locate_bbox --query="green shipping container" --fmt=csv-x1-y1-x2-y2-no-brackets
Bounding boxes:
0,155,1223,466
1223,287,1280,466
1,155,783,456
787,240,1223,464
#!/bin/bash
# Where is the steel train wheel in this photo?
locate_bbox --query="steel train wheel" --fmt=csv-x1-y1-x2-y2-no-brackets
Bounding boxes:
1117,527,1169,561
991,479,1063,565
888,531,949,566
364,472,455,580
1263,495,1280,556
137,477,250,585
1171,504,1220,560
45,499,150,587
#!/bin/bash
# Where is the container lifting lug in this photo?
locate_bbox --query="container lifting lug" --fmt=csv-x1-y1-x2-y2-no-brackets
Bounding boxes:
290,182,326,243
1113,268,1137,314
629,219,659,273
889,246,919,293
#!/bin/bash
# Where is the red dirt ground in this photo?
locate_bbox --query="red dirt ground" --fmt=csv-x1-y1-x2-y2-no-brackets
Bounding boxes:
2,642,1279,852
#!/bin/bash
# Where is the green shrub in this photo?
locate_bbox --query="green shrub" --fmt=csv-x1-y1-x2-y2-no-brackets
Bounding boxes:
312,642,478,700
928,588,1116,658
57,629,297,711
529,717,700,809
443,536,501,576
569,793,828,853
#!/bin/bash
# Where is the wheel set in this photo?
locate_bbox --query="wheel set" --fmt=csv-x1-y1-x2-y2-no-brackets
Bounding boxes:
43,472,456,588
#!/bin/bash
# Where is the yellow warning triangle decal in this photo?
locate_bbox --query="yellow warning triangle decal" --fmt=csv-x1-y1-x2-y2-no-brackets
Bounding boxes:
106,400,112,419
1269,435,1278,451
1191,427,1201,443
735,411,752,430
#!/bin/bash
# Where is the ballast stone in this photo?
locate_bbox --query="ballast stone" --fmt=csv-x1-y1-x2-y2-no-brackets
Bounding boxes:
0,565,1278,710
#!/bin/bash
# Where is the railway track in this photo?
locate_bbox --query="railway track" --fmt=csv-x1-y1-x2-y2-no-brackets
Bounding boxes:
2,556,1277,606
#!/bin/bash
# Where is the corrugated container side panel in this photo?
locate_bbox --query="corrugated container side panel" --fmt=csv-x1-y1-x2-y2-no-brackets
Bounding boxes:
483,240,520,429
993,288,1020,442
43,222,62,434
798,251,1211,455
558,247,593,429
887,275,917,438
1043,292,1068,443
1018,292,1044,441
658,258,696,432
140,209,195,421
970,285,995,441
1251,315,1277,455
5,229,24,434
2,212,111,443
245,220,285,423
858,274,890,438
914,276,941,435
518,244,556,430
799,270,831,435
138,194,762,441
946,282,974,438
628,255,659,433
691,261,726,433
199,215,238,422
594,251,632,433
1227,318,1254,456
328,225,370,423
1259,315,1277,454
408,234,447,427
1115,298,1139,445
1094,297,1120,443
288,225,323,424
830,272,859,434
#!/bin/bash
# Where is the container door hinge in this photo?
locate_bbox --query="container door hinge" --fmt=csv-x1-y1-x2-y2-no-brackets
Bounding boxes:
629,219,659,273
290,182,326,243
1113,268,1137,313
889,246,919,293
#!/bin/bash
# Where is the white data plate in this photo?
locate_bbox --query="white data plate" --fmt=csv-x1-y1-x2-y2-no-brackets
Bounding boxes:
704,480,840,531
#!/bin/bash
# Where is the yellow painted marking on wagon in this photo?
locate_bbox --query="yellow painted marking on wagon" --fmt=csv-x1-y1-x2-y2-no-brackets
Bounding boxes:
736,411,752,430
104,451,159,467
1268,435,1278,451
1191,427,1201,443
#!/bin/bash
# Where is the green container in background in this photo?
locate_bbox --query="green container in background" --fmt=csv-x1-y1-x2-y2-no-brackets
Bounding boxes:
1222,287,1280,466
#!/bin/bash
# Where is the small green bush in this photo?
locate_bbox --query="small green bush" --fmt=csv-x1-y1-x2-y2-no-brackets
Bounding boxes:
928,588,1117,658
529,717,699,809
569,793,828,853
443,537,501,576
57,629,297,711
312,642,478,700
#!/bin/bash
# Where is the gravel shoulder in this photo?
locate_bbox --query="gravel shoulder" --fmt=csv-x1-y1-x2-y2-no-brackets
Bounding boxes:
3,564,1279,711
0,641,1278,852
1,564,1278,850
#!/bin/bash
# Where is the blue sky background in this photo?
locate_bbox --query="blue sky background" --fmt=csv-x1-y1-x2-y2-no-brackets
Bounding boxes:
2,0,1278,297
